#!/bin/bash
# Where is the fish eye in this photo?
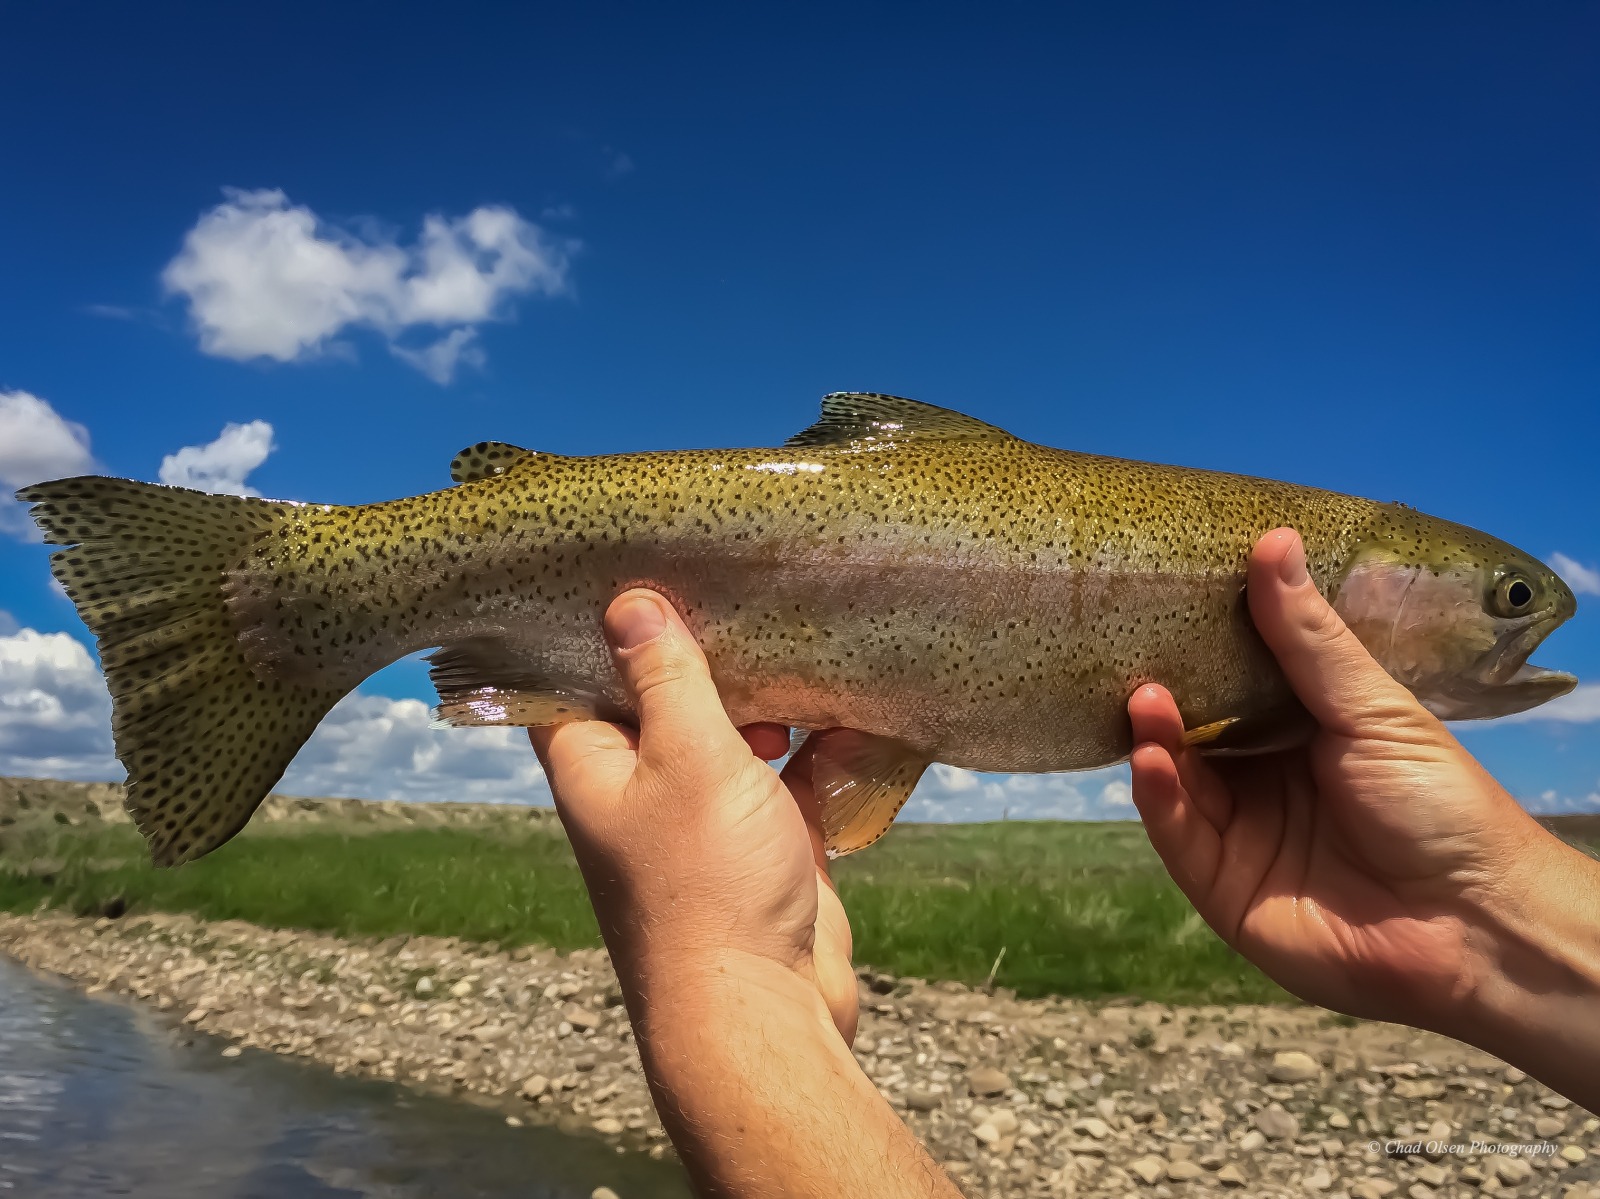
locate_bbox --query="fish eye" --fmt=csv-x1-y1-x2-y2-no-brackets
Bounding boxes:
1491,572,1537,617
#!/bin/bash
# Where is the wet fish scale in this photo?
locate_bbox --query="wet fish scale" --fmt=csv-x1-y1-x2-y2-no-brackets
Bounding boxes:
19,393,1577,865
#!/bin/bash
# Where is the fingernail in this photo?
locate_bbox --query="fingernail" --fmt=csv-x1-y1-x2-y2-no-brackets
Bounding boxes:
607,594,667,650
1278,533,1308,587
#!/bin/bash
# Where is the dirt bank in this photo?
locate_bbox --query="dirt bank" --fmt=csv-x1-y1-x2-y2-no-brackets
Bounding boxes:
2,910,1595,1198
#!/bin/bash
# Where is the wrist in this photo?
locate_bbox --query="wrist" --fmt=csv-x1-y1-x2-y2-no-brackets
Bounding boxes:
1449,826,1600,1064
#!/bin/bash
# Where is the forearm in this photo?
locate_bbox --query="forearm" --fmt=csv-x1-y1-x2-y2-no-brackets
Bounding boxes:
623,951,962,1199
1453,830,1600,1112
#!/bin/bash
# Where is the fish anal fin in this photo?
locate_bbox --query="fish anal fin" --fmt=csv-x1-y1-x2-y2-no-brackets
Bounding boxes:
436,687,594,728
428,636,603,728
808,729,931,858
785,393,1016,449
449,441,539,484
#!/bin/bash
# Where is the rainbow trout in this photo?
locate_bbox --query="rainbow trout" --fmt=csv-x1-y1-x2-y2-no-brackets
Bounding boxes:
21,393,1578,865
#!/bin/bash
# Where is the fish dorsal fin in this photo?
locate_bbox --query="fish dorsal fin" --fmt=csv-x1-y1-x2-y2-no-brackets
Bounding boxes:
785,393,1015,449
449,441,538,483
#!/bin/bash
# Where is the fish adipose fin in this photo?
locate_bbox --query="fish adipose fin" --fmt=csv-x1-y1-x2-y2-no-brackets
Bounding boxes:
428,637,601,727
807,729,931,858
786,393,1015,449
449,441,538,484
19,478,346,867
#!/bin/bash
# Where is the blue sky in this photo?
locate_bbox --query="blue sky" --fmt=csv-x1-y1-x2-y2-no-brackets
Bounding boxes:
1,3,1595,818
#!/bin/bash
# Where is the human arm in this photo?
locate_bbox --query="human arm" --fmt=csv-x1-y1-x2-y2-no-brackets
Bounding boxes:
530,591,963,1199
1129,527,1600,1111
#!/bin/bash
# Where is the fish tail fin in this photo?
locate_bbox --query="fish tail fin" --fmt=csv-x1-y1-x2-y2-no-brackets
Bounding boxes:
18,476,347,866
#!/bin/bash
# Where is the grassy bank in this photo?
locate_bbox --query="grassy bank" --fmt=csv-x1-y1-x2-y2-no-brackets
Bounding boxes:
5,794,1595,1006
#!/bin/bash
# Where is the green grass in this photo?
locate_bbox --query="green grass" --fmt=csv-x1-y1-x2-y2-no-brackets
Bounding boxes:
8,811,1593,1005
0,811,1293,1004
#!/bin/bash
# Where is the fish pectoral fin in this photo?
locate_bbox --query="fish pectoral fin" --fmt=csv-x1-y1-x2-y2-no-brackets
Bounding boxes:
1182,705,1317,756
785,393,1017,449
806,729,931,858
428,637,601,727
448,441,539,484
1181,717,1241,747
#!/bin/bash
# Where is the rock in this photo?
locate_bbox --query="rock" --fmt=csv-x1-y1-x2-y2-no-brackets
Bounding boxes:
593,1117,623,1136
1238,1130,1266,1153
1503,1066,1527,1084
184,1006,208,1025
1072,1117,1111,1140
519,1074,550,1099
988,1108,1018,1135
973,1122,1001,1147
592,1187,620,1199
1166,1159,1203,1181
1351,1183,1390,1199
564,1003,603,1032
905,1086,942,1112
574,1055,597,1072
1415,1164,1447,1186
1216,1163,1247,1187
1407,1185,1434,1199
1042,1085,1068,1110
1253,1105,1299,1141
967,1066,1011,1097
1303,1167,1332,1191
220,1045,242,1058
413,976,434,996
1542,1093,1573,1110
1561,1145,1587,1164
1128,1156,1165,1184
1326,1109,1351,1129
448,979,473,998
1268,1050,1322,1083
1535,1115,1567,1138
1491,1154,1532,1184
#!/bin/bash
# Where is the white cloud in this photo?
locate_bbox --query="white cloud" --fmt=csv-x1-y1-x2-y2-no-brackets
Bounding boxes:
158,420,276,497
1498,683,1600,725
280,692,551,804
162,188,573,383
903,763,1136,823
391,328,485,386
0,628,117,781
1551,553,1600,598
0,391,96,539
1522,786,1600,816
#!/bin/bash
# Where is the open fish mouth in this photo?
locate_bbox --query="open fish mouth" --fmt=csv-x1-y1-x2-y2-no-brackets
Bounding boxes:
1426,617,1579,721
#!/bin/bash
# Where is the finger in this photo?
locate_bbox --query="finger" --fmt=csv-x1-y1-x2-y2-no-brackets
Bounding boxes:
1246,528,1421,735
779,734,830,875
1127,684,1234,831
739,722,792,761
527,721,637,801
1129,741,1223,915
603,590,748,770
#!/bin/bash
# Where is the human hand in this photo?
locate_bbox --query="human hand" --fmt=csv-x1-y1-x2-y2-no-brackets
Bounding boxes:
529,588,858,1044
1127,528,1574,1036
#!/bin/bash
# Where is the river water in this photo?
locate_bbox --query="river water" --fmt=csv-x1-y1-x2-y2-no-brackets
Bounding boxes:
0,956,693,1199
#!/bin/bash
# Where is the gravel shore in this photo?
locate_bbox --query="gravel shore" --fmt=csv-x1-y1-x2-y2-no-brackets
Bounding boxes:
2,910,1595,1198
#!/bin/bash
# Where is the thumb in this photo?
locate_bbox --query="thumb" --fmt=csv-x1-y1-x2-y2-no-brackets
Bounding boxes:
1247,528,1424,735
604,589,746,768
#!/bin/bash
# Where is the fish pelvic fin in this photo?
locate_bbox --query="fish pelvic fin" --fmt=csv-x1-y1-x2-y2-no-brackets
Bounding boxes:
806,729,931,858
18,476,346,867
